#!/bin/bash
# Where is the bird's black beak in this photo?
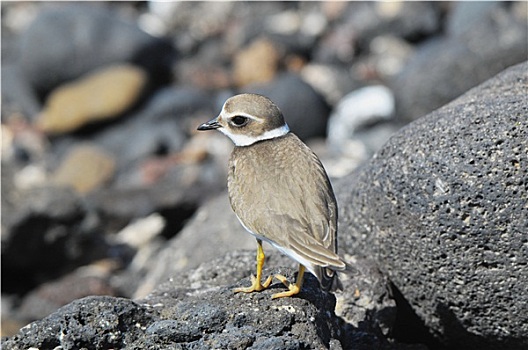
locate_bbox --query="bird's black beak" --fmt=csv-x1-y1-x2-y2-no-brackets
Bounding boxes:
197,118,221,131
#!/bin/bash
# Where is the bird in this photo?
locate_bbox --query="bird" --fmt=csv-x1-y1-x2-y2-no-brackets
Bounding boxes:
197,93,351,299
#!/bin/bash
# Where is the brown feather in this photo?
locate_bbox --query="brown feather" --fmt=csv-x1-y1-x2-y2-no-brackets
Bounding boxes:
228,133,344,289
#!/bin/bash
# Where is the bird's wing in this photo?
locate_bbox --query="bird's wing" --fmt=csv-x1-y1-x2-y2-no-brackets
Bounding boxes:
228,134,341,269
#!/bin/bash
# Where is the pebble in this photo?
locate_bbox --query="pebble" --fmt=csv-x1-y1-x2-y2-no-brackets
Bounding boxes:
300,63,358,105
233,38,280,87
52,144,116,194
37,64,147,134
327,85,395,153
114,213,166,248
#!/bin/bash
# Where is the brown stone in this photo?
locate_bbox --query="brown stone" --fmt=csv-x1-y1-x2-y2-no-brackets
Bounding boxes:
52,144,116,194
37,64,147,134
232,38,280,87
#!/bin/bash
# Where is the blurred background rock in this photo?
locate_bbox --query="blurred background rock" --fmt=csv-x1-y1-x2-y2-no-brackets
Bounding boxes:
1,1,526,346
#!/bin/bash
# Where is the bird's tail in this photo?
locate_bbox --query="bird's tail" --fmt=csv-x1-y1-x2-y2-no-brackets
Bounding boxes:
318,261,357,292
319,267,343,292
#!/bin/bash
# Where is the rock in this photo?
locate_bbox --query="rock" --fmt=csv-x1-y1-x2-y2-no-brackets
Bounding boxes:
36,64,147,134
322,85,399,177
144,259,346,349
233,37,280,87
1,296,154,350
1,65,40,120
335,256,396,337
446,1,501,37
366,35,415,80
327,85,395,154
338,62,528,348
52,143,116,194
1,117,49,168
85,157,225,236
245,73,330,140
135,193,254,297
90,86,210,174
314,2,441,64
113,213,166,249
12,164,48,190
135,191,399,344
300,63,360,105
392,2,527,120
0,182,104,294
354,2,441,43
0,294,26,338
173,40,232,90
2,251,416,349
18,4,173,97
32,86,208,236
16,260,120,323
104,213,166,296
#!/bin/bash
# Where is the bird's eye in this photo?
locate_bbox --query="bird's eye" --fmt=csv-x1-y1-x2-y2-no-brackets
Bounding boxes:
231,116,248,126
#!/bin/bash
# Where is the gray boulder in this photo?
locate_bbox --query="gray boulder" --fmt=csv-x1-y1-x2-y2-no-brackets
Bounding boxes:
244,73,330,140
392,2,528,121
0,174,104,294
1,65,41,119
135,193,254,297
338,61,528,348
18,4,174,97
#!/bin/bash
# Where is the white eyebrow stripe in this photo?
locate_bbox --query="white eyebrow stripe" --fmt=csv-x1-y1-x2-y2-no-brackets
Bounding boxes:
226,112,259,122
219,124,290,147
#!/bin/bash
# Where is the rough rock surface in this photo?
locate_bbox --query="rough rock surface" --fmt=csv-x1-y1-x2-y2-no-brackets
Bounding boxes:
337,62,528,349
16,263,119,323
2,251,411,350
2,296,154,350
136,194,398,342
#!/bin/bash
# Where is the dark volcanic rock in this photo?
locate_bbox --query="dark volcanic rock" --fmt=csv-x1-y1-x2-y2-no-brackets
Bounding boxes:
338,62,528,348
245,73,330,140
85,158,224,236
1,181,104,294
2,296,155,350
16,263,119,323
2,251,411,350
145,264,343,349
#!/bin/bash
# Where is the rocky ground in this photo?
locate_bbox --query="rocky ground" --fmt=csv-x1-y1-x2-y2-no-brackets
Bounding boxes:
1,2,527,349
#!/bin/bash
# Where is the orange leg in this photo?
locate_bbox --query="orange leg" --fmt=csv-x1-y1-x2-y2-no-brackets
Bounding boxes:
234,239,272,294
272,264,305,299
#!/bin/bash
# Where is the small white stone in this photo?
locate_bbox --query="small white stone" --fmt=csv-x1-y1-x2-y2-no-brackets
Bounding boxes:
114,213,166,248
327,85,395,152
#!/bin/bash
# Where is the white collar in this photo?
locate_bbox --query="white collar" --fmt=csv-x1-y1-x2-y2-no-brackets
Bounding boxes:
220,124,290,147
